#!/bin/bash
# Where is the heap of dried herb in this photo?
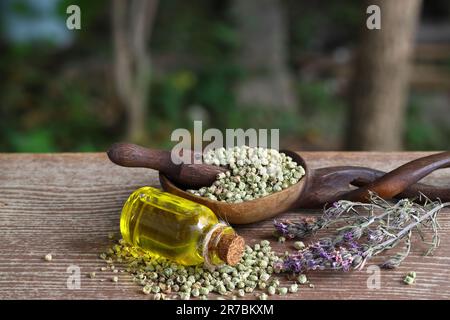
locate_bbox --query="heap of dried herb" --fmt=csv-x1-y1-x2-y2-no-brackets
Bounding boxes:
187,146,305,203
274,193,449,272
98,239,310,300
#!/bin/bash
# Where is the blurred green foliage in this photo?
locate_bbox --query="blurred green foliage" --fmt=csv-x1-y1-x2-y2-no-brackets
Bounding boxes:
406,95,450,150
1,0,449,152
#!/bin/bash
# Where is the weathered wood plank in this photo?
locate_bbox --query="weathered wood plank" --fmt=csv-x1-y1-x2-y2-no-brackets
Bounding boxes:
0,152,449,299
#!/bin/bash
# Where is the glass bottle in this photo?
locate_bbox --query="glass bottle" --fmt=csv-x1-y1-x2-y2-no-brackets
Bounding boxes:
120,186,245,266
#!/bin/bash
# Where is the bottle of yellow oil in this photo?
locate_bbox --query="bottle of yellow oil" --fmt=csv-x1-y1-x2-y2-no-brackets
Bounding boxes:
120,186,245,266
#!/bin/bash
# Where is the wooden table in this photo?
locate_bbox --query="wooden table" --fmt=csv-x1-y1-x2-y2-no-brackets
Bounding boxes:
1,152,449,300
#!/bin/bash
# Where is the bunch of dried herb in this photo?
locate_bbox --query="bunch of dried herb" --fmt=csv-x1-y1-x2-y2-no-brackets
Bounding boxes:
274,193,449,272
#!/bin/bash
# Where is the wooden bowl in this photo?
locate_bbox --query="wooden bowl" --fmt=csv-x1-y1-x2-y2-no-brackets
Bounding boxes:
159,150,309,224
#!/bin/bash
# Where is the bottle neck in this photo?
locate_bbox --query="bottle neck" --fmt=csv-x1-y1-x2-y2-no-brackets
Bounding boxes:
202,224,245,269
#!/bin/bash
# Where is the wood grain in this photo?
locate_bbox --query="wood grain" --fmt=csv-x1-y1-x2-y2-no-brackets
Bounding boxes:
0,152,449,299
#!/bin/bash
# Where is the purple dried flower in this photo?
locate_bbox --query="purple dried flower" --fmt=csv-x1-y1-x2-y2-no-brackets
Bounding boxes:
343,232,353,241
273,220,289,236
274,217,318,239
275,194,449,273
282,240,363,273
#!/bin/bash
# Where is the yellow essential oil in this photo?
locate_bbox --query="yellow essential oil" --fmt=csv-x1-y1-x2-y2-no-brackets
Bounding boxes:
120,186,244,266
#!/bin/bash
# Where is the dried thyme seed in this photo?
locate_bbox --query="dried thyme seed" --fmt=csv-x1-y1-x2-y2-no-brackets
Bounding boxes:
404,271,416,285
297,274,308,284
154,293,162,300
187,146,305,203
289,283,298,293
259,293,268,300
293,241,305,250
278,287,288,295
143,286,151,295
100,239,296,300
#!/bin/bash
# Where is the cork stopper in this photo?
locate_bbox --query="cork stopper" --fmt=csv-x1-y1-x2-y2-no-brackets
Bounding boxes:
216,233,245,266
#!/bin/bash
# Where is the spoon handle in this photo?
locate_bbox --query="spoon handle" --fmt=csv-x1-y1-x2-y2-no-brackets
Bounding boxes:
299,151,450,208
343,151,450,202
107,143,177,174
298,164,450,208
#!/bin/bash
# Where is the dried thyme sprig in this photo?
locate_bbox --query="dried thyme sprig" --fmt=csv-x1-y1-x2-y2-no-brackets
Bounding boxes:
274,193,449,272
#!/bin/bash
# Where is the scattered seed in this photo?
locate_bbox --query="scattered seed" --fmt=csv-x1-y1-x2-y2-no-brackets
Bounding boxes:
100,238,299,300
44,254,52,262
289,283,298,293
143,286,151,295
293,241,305,250
261,240,270,247
278,287,288,295
404,271,416,285
297,274,308,284
191,288,200,297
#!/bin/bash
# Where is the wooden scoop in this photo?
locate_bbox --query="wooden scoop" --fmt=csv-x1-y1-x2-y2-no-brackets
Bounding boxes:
108,143,450,224
160,150,309,224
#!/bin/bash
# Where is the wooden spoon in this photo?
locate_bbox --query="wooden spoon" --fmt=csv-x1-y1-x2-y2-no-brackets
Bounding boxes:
160,150,310,224
108,143,450,224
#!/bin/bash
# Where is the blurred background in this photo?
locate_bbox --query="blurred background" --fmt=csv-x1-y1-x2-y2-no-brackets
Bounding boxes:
1,0,449,153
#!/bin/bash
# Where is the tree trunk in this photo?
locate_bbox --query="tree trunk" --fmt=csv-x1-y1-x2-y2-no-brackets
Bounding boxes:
232,0,297,111
112,0,158,144
346,0,422,151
